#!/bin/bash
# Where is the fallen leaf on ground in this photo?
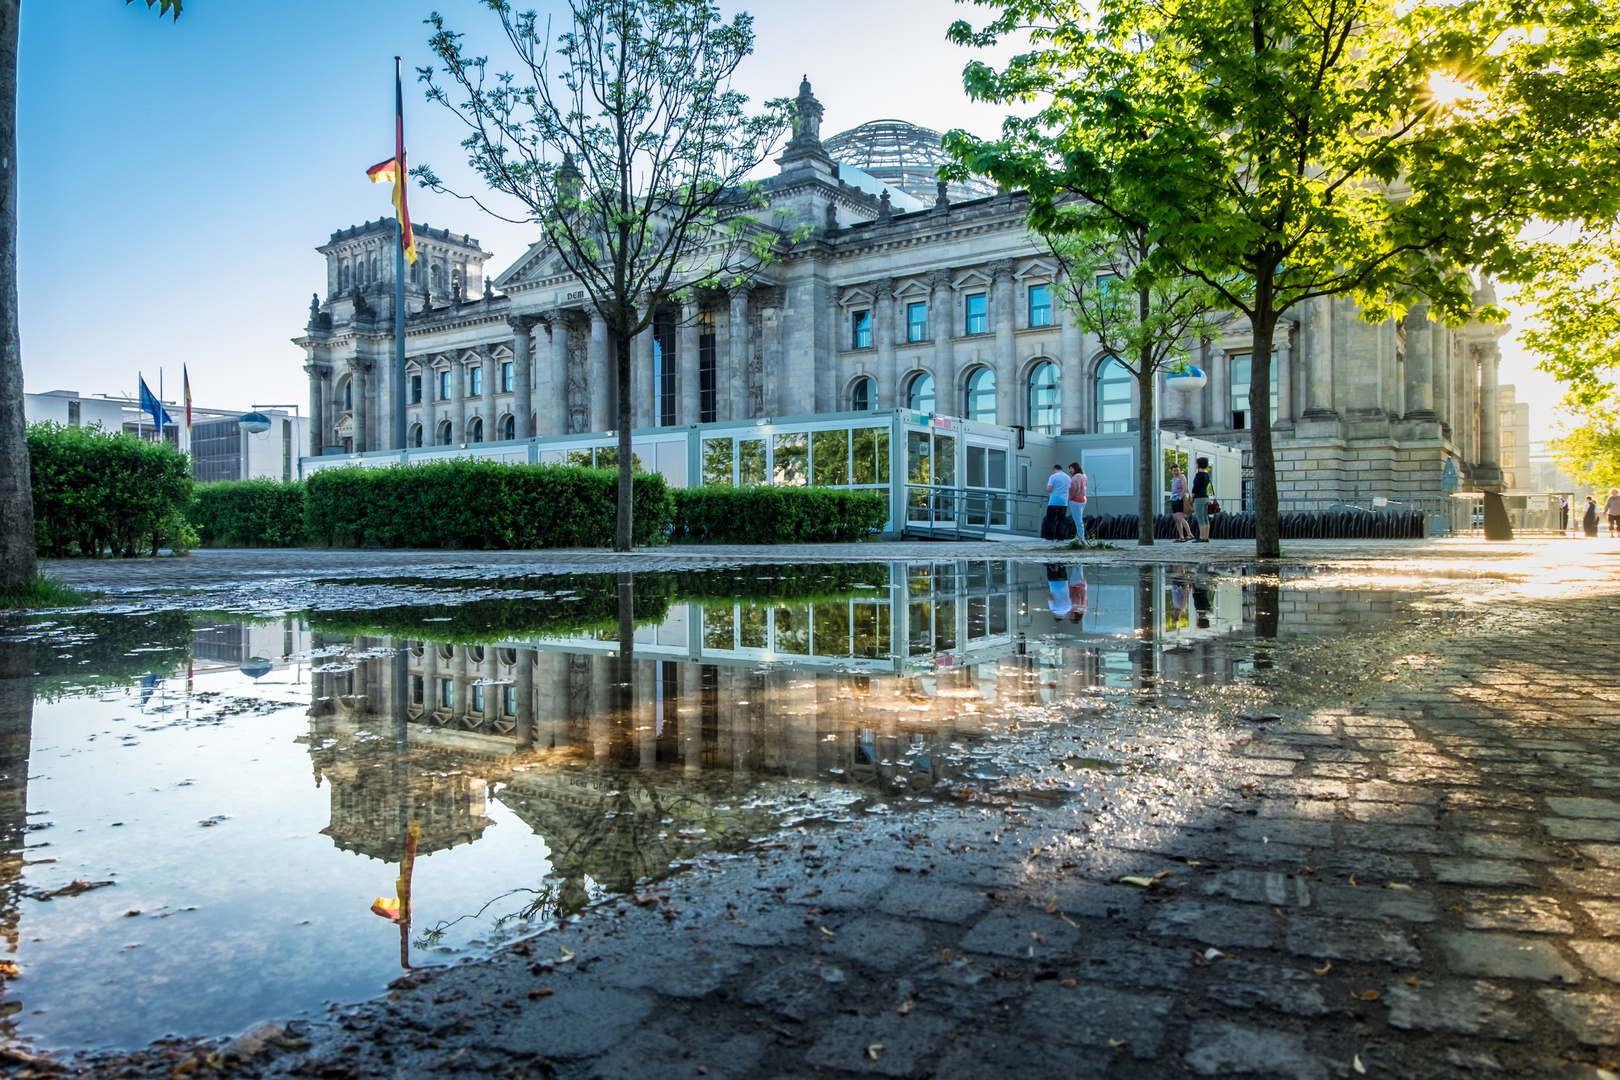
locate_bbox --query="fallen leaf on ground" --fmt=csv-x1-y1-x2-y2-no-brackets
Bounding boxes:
1353,1053,1367,1074
528,988,554,1000
1348,874,1358,887
1153,870,1176,880
1405,976,1420,986
1204,948,1231,961
1119,876,1156,888
1314,962,1332,976
820,926,835,937
558,946,576,963
1108,1038,1129,1048
1386,882,1412,891
1061,979,1077,988
1046,895,1059,913
1352,990,1380,1001
865,1044,883,1060
896,999,913,1016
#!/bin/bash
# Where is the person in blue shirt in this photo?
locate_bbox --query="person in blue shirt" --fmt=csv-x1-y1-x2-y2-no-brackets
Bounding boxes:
1043,464,1070,540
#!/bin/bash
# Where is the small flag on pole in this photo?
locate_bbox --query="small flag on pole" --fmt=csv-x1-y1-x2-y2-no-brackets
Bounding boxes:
138,375,173,432
367,65,416,265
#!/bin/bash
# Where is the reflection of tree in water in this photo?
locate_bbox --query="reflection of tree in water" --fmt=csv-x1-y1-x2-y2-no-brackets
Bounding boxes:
0,639,35,1028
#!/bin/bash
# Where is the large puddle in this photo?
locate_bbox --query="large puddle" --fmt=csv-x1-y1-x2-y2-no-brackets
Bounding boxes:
0,560,1427,1051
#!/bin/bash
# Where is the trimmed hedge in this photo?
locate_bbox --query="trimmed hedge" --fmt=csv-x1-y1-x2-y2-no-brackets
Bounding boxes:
305,461,674,549
672,487,888,544
188,480,309,548
28,422,194,558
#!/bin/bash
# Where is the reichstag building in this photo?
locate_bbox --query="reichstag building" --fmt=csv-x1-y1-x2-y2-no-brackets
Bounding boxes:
296,79,1506,516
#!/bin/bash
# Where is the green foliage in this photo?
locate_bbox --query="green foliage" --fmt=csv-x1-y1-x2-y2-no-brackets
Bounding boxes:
127,0,183,17
1515,235,1620,410
1550,402,1620,493
671,487,888,544
0,576,100,610
304,461,674,549
28,422,195,558
188,480,309,548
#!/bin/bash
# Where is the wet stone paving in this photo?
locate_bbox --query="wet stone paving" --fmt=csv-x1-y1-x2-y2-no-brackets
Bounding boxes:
1,549,1618,1078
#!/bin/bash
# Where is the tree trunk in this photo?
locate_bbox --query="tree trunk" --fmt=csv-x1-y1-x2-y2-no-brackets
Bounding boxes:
614,318,634,552
1136,338,1156,546
1249,306,1281,559
0,0,35,589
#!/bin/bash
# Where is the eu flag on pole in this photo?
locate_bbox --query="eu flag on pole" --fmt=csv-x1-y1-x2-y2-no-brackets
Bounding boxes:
138,375,173,431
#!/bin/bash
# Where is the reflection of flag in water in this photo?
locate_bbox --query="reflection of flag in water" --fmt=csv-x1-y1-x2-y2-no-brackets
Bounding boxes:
371,819,420,971
139,672,162,706
370,897,402,920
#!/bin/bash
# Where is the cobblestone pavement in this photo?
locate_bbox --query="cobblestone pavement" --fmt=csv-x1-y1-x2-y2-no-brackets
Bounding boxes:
38,536,1620,594
36,554,1620,1079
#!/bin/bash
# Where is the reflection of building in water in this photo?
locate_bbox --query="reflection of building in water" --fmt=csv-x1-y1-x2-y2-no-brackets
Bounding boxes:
304,561,1360,891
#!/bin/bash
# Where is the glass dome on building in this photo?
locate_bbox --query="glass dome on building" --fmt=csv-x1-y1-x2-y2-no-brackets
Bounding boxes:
823,120,1000,204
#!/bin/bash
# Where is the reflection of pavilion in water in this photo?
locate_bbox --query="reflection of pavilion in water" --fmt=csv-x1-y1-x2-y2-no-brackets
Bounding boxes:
305,562,1402,892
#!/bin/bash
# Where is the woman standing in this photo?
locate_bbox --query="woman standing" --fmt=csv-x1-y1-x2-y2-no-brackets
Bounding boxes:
1606,488,1620,537
1067,462,1088,542
1169,463,1192,542
1584,495,1601,537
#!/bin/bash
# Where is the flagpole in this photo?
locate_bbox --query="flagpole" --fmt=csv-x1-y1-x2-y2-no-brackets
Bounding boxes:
393,56,408,452
137,375,143,443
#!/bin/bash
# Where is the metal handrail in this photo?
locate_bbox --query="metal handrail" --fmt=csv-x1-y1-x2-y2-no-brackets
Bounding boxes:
903,483,1048,539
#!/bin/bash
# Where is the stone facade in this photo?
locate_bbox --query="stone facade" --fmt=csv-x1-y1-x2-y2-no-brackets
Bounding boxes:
294,80,1506,514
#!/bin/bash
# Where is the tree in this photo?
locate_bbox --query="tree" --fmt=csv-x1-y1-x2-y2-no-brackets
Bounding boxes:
419,0,795,551
1550,401,1620,495
945,0,1500,558
1513,235,1620,411
1046,213,1219,544
0,0,180,591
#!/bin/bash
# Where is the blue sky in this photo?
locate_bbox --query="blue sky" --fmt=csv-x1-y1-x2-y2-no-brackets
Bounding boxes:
17,0,1562,436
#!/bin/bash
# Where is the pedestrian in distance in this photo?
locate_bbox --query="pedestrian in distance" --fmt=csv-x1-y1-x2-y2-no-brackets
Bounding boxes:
1583,495,1600,537
1607,488,1620,537
1191,457,1213,543
1043,464,1070,541
1559,495,1570,534
1067,462,1088,542
1169,463,1193,542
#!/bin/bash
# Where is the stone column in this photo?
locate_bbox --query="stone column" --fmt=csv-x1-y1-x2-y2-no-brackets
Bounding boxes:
761,293,782,418
990,260,1016,423
448,353,464,444
1432,325,1452,434
874,278,897,409
679,298,701,424
547,310,570,437
350,363,367,451
306,365,324,455
728,286,750,421
515,649,535,747
421,357,437,446
482,346,499,441
509,315,537,438
1059,287,1082,431
1303,297,1335,418
453,647,468,719
1476,342,1502,484
1206,346,1226,431
1403,305,1435,419
1275,323,1294,426
635,317,655,429
589,310,611,432
928,270,955,411
1460,346,1477,463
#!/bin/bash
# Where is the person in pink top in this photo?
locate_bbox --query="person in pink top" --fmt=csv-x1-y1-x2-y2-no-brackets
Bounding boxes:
1067,462,1088,541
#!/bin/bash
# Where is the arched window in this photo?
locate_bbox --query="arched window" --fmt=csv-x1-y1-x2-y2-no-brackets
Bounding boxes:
1028,361,1060,435
907,372,936,413
409,423,423,448
438,420,453,445
500,414,515,441
339,261,349,291
342,379,353,412
851,377,873,412
469,417,484,444
432,264,444,292
371,255,379,281
1096,356,1133,433
965,368,996,423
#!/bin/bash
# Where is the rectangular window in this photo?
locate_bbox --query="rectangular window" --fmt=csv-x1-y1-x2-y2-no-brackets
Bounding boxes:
965,293,987,335
852,309,872,349
501,362,513,393
472,684,485,712
738,438,767,486
410,674,424,705
654,310,677,427
68,400,80,426
773,432,809,486
1501,430,1517,447
907,301,928,342
812,429,849,486
1096,273,1121,291
438,371,450,401
503,686,516,716
469,367,483,397
439,678,453,708
1227,352,1278,430
410,374,423,404
851,428,889,485
702,437,734,486
1028,284,1053,327
698,309,717,423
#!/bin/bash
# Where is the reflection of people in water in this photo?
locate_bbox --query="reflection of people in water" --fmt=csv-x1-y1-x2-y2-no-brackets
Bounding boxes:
1046,563,1073,620
1192,576,1211,629
1171,570,1190,628
1067,565,1088,624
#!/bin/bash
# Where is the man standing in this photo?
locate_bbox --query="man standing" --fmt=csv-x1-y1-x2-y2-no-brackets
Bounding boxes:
1067,461,1088,542
1606,488,1620,537
1559,495,1570,534
1044,464,1070,540
1191,457,1212,543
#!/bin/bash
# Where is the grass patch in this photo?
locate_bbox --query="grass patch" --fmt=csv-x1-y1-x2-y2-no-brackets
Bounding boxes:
0,576,102,609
